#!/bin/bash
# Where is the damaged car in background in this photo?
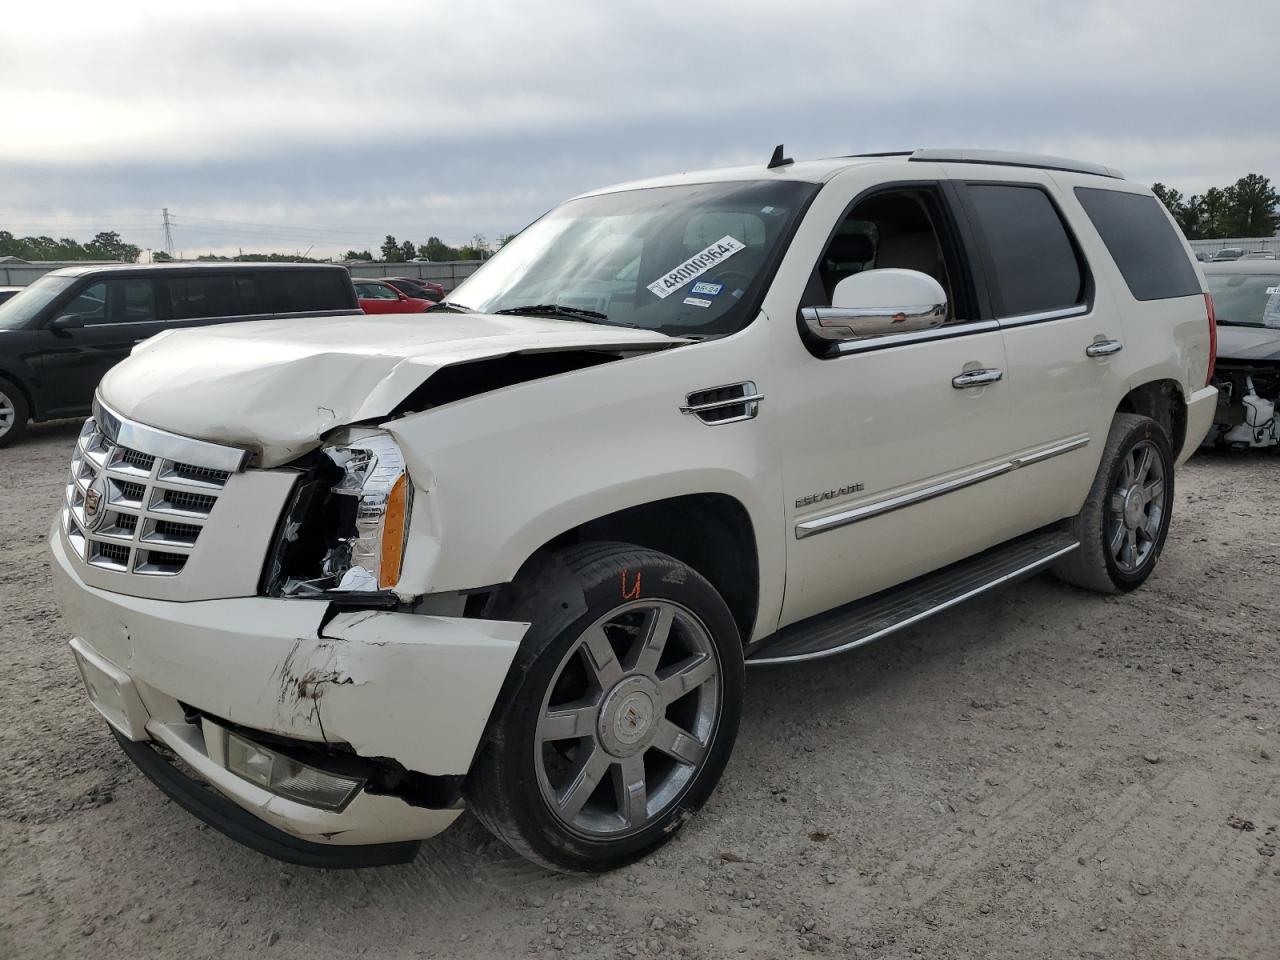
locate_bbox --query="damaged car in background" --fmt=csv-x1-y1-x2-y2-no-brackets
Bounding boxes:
1202,261,1280,450
51,148,1217,873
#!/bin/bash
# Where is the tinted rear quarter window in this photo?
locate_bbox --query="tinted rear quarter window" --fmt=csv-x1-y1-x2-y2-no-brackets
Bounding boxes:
964,184,1086,316
260,270,354,312
1074,188,1201,301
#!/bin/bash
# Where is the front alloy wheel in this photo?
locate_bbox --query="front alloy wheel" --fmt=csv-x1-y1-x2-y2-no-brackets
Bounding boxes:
534,599,720,839
467,543,744,872
0,377,30,448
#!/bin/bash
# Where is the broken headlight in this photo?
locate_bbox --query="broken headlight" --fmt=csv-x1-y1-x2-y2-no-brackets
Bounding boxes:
267,431,413,596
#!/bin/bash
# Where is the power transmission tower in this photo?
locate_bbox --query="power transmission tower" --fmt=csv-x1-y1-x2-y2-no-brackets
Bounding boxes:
162,208,175,258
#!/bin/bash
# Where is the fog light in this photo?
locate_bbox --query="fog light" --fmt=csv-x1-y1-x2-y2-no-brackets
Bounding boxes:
225,732,363,811
77,661,130,733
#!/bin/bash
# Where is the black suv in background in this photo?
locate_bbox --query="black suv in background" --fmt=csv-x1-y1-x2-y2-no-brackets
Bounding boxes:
0,263,359,446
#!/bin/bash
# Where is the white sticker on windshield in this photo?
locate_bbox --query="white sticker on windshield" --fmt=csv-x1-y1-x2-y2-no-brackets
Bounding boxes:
1265,290,1280,328
1267,286,1280,295
682,296,713,308
647,235,745,299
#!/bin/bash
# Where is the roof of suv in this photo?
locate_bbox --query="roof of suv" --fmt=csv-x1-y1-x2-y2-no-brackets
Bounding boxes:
45,262,349,279
576,148,1124,199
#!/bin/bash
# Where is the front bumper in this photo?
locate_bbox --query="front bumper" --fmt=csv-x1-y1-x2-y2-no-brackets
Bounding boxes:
50,525,526,855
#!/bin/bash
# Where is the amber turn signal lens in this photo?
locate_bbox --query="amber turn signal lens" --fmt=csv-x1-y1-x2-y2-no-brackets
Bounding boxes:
378,474,409,589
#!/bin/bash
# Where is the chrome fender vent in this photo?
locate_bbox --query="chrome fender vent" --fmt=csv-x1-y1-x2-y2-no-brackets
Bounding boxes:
679,381,762,425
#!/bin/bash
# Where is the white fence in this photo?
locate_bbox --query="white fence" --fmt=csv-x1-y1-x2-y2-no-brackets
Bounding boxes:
0,259,485,292
1188,235,1279,257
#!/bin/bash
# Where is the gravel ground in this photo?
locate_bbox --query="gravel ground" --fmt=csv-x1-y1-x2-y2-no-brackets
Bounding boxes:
2,420,1278,960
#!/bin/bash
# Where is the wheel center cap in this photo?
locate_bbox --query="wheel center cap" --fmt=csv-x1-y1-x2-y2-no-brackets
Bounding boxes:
1122,485,1145,529
598,676,660,757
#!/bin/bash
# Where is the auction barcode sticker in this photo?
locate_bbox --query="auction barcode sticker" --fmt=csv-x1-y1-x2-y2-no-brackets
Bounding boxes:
647,236,745,299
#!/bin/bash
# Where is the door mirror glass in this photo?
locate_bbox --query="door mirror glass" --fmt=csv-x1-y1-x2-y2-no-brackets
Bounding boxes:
801,268,947,342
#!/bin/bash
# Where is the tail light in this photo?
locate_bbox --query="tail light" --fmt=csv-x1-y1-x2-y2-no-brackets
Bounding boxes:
1204,293,1217,387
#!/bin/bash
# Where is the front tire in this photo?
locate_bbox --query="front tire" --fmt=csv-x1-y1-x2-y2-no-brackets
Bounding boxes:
467,542,744,873
1054,412,1174,593
0,377,30,448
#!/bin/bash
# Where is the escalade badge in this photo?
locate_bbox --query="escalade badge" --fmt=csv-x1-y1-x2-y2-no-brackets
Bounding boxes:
83,477,108,531
796,482,864,509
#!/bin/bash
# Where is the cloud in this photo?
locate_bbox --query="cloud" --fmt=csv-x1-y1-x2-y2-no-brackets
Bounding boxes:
1,0,1276,256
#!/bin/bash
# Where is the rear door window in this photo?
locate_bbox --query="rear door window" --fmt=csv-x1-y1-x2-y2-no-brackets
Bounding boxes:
1074,188,1202,301
166,275,239,320
233,276,265,314
115,279,158,322
962,184,1086,317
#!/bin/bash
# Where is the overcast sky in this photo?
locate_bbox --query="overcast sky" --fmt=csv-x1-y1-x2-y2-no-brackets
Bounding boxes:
2,0,1276,259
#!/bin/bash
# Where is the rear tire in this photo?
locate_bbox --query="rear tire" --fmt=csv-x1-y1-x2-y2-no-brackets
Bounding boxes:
1054,413,1174,593
467,542,744,873
0,377,30,448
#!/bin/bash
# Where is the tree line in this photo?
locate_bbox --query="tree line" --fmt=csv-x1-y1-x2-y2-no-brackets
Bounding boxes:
1152,173,1280,240
0,228,513,264
0,230,141,263
344,233,517,263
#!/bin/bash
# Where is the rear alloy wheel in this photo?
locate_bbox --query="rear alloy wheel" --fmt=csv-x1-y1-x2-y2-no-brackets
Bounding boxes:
0,378,30,448
467,543,744,872
1107,439,1167,575
1054,412,1175,593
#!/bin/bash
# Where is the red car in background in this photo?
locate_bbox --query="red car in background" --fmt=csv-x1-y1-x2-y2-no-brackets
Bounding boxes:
353,278,433,314
385,276,446,301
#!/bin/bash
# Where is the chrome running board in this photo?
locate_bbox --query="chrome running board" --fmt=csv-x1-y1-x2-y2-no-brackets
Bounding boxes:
747,529,1079,665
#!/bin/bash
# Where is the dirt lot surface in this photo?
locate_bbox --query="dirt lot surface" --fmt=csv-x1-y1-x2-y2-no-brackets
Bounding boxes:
2,420,1278,960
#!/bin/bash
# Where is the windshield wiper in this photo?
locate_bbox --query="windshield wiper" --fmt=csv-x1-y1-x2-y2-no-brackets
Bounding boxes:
430,301,473,313
493,304,634,327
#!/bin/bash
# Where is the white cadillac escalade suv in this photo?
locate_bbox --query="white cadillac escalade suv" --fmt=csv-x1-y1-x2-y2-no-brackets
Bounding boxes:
51,148,1218,872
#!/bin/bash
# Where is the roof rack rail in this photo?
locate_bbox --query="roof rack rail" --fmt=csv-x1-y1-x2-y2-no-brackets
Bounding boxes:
908,149,1124,180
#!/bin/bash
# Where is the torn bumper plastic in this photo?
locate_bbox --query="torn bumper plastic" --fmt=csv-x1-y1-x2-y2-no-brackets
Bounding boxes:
50,525,526,852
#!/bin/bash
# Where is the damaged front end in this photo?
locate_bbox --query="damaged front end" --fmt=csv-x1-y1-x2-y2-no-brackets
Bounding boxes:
262,430,414,598
51,523,528,862
1204,361,1280,450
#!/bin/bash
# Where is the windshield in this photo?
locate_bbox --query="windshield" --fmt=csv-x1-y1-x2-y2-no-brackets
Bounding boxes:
1208,272,1280,327
445,180,818,337
0,275,76,329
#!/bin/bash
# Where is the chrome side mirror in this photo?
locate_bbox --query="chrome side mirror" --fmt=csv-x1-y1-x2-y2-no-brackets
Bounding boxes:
801,268,947,342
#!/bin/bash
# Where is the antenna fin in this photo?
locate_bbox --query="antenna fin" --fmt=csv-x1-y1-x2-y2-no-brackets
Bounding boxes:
767,144,793,169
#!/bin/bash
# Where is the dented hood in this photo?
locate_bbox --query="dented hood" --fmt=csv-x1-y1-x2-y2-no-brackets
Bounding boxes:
99,311,680,467
1216,324,1280,362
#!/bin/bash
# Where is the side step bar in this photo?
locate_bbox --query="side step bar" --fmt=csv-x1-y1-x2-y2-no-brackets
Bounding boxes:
747,529,1079,665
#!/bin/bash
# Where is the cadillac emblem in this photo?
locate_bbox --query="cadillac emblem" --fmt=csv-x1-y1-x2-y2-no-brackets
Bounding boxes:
83,477,108,531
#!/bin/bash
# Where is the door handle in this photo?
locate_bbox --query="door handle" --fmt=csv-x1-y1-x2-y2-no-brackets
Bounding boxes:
952,368,1003,389
1085,339,1123,358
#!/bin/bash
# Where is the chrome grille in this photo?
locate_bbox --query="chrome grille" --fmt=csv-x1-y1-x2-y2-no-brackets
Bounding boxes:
62,410,245,577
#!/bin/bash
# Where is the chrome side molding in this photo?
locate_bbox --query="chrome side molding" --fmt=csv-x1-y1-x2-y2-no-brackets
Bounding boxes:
795,434,1090,539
